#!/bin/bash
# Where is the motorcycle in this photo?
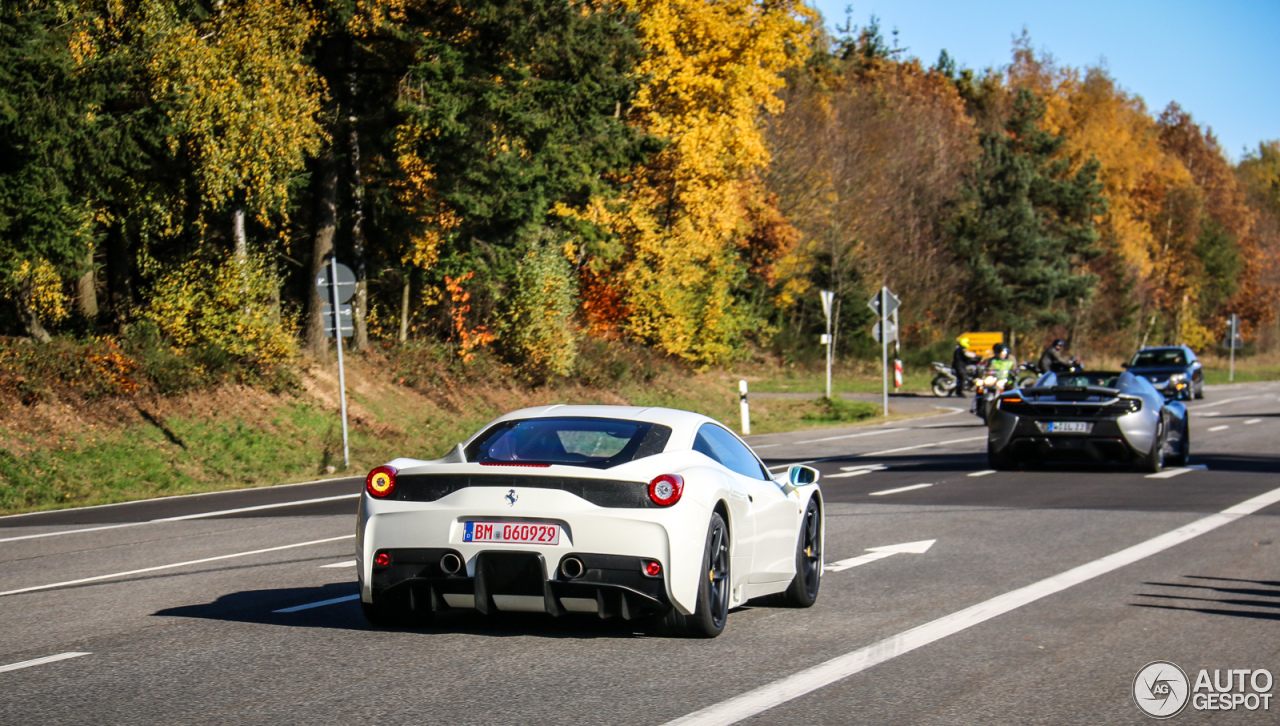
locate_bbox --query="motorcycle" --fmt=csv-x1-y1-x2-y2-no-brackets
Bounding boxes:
971,371,1013,424
931,361,980,397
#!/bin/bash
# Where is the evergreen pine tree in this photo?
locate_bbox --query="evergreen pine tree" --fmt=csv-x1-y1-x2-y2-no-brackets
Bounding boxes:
951,88,1105,334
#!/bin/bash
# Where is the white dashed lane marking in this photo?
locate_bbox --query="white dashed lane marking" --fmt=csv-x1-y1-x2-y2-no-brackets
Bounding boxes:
0,652,91,674
968,470,997,477
274,594,360,613
869,483,933,497
0,535,355,597
1208,425,1229,432
320,561,357,568
1244,419,1261,425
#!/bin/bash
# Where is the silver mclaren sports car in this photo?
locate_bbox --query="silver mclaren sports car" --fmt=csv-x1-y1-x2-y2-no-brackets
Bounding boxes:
986,370,1190,472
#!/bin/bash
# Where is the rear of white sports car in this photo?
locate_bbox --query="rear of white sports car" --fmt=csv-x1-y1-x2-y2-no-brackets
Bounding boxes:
358,463,721,621
356,410,733,628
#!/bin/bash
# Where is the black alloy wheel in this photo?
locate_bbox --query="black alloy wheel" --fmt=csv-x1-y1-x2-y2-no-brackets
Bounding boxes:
783,498,822,607
662,512,731,638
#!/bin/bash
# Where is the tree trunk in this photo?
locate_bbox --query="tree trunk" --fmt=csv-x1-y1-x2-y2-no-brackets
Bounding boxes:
232,207,247,260
305,149,338,358
15,278,52,343
399,273,411,343
105,222,133,331
347,52,370,351
76,247,99,320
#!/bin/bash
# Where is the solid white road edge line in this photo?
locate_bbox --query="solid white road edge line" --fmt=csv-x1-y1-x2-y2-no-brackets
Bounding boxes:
968,470,997,477
1244,419,1262,425
664,484,1280,726
0,535,355,598
869,483,932,497
766,435,987,472
0,494,361,544
0,652,91,674
1208,425,1229,432
274,594,360,613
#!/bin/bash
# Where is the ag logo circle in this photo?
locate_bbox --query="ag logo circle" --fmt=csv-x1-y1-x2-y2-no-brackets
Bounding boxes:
1134,660,1190,719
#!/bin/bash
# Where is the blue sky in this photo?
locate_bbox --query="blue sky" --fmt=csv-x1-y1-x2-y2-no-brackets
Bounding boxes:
806,0,1279,162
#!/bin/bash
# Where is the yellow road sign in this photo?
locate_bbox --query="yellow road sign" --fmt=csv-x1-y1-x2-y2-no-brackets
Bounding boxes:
958,332,1003,358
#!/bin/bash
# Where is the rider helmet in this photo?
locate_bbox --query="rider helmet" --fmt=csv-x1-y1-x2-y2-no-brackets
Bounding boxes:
993,343,1009,357
958,336,970,348
1052,339,1065,349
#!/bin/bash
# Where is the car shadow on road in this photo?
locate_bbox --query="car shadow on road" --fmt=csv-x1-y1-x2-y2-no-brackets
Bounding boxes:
155,582,672,639
1184,454,1280,474
1131,575,1280,622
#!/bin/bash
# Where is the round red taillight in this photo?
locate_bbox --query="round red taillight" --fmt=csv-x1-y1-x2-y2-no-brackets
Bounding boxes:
366,465,398,498
374,551,391,567
648,474,684,507
644,560,662,577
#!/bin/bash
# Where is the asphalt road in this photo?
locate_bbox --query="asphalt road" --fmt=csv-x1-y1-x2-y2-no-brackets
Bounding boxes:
2,382,1279,724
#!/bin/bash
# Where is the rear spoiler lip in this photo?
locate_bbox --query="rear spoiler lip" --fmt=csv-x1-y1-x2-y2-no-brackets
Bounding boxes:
1009,385,1124,398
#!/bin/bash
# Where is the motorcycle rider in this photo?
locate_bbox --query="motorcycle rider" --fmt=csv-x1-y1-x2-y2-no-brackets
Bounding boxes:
988,343,1016,384
952,337,981,396
1039,339,1074,373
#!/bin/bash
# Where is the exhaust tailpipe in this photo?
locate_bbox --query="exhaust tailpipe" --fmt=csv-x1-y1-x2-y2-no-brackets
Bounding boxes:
560,557,585,580
440,552,463,575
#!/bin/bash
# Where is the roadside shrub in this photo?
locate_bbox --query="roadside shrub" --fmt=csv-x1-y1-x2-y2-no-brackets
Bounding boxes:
142,250,296,367
0,336,139,403
502,236,579,381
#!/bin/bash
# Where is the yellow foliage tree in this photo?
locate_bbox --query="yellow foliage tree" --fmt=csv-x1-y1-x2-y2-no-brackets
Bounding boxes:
609,0,815,365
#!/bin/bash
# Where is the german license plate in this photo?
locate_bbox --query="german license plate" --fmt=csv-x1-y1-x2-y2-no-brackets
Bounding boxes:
464,521,560,545
1044,421,1091,433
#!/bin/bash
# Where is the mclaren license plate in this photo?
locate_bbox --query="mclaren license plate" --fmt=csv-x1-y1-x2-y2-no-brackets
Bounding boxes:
463,521,561,545
1041,421,1092,434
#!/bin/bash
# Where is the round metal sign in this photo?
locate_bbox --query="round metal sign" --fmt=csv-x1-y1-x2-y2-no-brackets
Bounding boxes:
316,261,357,305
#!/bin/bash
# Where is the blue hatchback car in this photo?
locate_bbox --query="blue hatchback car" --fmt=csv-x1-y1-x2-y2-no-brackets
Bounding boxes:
1123,345,1204,400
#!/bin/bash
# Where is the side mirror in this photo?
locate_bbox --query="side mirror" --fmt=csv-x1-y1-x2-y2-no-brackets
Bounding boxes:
787,464,820,486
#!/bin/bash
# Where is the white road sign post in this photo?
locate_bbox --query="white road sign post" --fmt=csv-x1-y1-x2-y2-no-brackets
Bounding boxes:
868,287,899,417
820,290,835,399
317,259,355,469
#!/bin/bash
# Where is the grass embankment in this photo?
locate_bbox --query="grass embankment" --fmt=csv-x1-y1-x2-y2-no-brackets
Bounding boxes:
0,340,891,515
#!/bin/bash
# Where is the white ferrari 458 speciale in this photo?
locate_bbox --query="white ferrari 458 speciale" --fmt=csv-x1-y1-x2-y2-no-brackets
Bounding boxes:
356,405,823,637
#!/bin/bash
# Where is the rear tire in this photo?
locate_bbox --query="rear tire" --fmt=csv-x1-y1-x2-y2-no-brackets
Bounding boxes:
1138,421,1165,474
361,598,407,628
661,513,730,638
931,376,952,397
1167,417,1190,467
1194,381,1204,400
988,441,1014,471
360,588,430,628
781,498,822,608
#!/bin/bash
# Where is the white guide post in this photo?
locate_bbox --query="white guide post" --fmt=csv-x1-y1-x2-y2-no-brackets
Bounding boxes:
820,290,834,400
329,257,350,469
739,380,750,435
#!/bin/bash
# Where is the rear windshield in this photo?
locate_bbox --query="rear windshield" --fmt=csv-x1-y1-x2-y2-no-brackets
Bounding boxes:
1055,373,1120,388
1131,349,1186,367
466,417,671,469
